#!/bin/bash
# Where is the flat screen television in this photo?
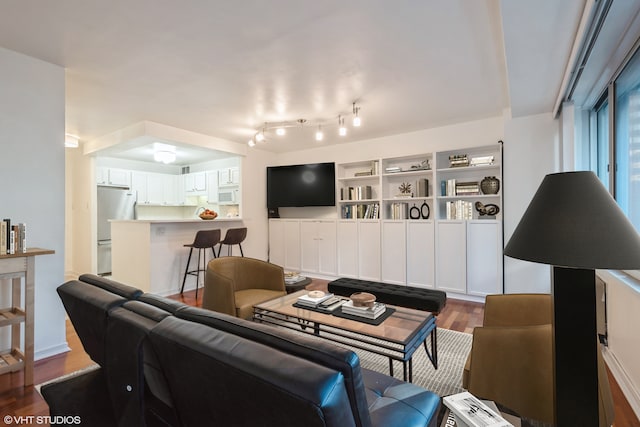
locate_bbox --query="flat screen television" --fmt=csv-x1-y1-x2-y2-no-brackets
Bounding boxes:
267,162,336,208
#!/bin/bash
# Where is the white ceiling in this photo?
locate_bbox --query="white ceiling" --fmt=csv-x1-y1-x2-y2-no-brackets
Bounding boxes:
0,0,586,160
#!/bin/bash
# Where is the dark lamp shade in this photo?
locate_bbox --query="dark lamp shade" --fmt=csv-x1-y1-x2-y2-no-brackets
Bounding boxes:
504,171,640,269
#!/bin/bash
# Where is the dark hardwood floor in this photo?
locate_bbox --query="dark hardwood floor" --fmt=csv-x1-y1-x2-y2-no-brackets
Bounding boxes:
0,278,637,426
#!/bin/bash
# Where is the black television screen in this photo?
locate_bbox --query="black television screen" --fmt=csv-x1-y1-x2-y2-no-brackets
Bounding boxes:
267,162,336,208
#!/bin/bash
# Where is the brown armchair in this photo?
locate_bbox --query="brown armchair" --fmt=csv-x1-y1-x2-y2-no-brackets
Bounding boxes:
202,257,286,319
463,293,614,426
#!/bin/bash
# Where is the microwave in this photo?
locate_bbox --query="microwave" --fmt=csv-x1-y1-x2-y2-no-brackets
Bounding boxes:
218,189,237,204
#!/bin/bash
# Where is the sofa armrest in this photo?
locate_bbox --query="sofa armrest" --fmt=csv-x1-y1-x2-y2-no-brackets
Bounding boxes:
203,267,236,316
467,324,554,424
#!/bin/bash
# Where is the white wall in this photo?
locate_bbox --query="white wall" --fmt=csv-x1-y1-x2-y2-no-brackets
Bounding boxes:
503,112,559,293
0,47,67,359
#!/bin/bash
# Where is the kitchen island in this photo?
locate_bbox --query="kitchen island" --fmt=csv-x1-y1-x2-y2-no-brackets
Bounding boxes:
111,218,244,295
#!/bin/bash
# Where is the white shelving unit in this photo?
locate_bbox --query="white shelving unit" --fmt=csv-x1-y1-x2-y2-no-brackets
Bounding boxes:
270,143,503,299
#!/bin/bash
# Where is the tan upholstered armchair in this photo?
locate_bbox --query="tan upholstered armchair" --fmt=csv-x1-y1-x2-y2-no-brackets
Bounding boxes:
202,257,286,319
463,294,614,426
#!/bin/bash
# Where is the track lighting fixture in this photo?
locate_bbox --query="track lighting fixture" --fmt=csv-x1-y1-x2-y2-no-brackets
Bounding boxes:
352,102,361,127
338,116,347,136
246,101,362,147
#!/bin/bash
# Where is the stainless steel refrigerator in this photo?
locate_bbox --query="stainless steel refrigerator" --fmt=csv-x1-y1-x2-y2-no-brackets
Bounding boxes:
97,186,136,275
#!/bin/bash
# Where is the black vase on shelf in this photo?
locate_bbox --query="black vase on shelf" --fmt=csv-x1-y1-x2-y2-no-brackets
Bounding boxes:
480,176,500,194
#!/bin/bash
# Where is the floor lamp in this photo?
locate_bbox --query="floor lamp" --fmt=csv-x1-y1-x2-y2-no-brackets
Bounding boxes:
504,171,640,426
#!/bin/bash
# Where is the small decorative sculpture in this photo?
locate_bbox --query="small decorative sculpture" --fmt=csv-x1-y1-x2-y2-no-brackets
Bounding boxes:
475,201,500,217
399,182,412,195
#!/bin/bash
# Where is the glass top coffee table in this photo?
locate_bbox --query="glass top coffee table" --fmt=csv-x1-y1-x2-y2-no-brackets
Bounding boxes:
253,290,437,382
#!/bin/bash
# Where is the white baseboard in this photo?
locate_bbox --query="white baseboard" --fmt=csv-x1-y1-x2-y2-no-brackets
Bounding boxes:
35,342,71,361
603,346,640,421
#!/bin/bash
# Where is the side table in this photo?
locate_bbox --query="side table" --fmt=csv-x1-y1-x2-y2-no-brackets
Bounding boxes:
285,277,312,294
0,248,54,386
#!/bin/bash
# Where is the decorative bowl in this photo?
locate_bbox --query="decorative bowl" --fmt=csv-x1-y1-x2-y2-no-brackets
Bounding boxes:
350,292,376,307
199,213,218,220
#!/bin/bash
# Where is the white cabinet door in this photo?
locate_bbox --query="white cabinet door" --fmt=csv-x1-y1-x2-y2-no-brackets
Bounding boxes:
162,174,179,204
269,220,285,267
96,167,107,185
317,221,337,275
108,168,131,187
146,173,164,204
358,220,380,281
381,220,406,285
269,219,301,271
337,221,358,278
300,221,319,272
300,220,337,275
219,167,240,186
206,171,219,203
130,171,148,203
407,221,435,289
436,221,466,293
283,220,301,271
184,172,207,194
466,220,503,297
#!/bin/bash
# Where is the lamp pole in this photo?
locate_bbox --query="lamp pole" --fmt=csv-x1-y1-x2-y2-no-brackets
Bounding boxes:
552,267,599,426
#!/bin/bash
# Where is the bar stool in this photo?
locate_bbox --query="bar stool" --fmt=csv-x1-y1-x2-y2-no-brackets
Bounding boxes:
181,229,221,298
217,227,247,257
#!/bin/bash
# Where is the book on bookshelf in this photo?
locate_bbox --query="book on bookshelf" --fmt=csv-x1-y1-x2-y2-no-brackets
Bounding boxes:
0,221,6,255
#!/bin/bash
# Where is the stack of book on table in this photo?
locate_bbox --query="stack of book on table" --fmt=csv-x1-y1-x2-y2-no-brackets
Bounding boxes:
341,300,387,319
442,391,515,427
284,271,306,284
296,292,346,312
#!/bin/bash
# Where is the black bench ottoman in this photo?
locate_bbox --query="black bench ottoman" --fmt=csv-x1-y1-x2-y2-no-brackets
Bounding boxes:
328,278,447,314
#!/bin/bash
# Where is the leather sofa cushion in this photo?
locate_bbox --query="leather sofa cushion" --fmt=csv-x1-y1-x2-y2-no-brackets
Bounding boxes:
361,369,440,427
150,316,357,427
178,306,373,427
57,280,127,365
79,274,143,299
106,306,178,426
138,293,189,314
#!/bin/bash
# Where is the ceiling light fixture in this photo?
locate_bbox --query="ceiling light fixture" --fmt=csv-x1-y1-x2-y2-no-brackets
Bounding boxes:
352,102,361,127
153,143,177,164
338,116,347,136
246,102,362,147
64,133,79,148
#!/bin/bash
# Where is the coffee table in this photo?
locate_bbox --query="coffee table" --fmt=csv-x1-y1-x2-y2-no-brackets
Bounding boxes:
253,290,437,382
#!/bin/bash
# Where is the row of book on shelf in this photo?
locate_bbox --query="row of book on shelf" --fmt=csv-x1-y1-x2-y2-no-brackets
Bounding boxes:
341,203,380,219
446,200,474,220
296,292,387,319
441,179,481,197
341,185,373,201
0,219,27,255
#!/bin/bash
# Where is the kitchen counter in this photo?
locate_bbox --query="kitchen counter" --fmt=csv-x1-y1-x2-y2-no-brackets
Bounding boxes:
110,218,245,295
115,218,242,223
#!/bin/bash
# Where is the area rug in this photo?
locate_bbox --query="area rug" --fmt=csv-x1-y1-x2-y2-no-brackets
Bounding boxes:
353,328,472,396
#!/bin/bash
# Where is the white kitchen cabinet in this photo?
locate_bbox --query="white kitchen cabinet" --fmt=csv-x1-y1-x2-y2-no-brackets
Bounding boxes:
337,221,359,278
269,219,301,272
130,171,148,203
147,173,165,204
466,220,502,296
300,220,337,276
162,174,180,204
407,220,435,288
219,167,240,187
206,171,219,203
96,167,131,188
381,220,406,285
184,172,207,194
435,221,467,293
358,220,381,281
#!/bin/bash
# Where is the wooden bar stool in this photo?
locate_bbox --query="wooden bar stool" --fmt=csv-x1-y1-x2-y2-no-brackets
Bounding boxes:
181,229,221,298
217,227,247,257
